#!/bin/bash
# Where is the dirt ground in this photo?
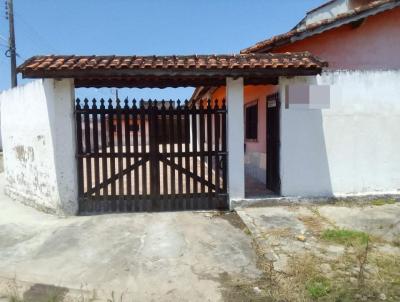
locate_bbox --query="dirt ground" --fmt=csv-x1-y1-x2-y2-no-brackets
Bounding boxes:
233,200,400,302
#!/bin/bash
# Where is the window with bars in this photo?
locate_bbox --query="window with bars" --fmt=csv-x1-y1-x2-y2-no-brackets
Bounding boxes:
245,101,258,140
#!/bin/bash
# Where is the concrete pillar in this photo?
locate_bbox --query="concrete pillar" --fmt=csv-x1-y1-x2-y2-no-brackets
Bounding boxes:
0,78,78,215
52,79,78,214
226,77,245,205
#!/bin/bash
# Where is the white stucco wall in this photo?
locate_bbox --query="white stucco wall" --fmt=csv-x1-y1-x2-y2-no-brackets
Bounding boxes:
279,70,400,197
226,77,245,204
0,79,78,215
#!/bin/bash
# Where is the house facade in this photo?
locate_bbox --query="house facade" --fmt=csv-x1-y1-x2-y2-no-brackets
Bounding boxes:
1,53,326,215
194,0,400,198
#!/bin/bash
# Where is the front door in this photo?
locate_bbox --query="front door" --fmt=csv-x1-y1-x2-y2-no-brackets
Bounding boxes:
266,93,281,194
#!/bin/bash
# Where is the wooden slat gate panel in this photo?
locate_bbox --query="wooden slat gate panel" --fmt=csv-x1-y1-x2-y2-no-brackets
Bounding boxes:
75,98,228,214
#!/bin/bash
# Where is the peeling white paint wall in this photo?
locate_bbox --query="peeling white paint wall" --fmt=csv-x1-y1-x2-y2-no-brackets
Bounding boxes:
279,70,400,197
0,79,78,215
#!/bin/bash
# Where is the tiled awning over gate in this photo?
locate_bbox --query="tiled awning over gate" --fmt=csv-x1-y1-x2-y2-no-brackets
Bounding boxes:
17,52,327,88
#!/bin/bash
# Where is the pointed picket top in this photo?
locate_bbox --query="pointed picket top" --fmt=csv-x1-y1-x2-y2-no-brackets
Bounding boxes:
139,99,145,109
99,98,105,109
214,99,219,109
169,99,174,110
132,98,137,109
222,98,226,109
83,98,89,109
207,98,212,109
198,99,204,110
184,99,189,109
177,99,181,109
124,97,129,109
92,98,97,109
76,98,81,109
116,98,121,109
108,98,113,109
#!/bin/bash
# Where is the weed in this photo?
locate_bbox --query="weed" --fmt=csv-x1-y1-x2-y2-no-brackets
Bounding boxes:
305,276,331,298
371,198,397,206
370,253,400,295
355,238,370,288
8,295,23,302
321,228,369,246
264,227,292,238
244,228,252,236
297,215,324,235
308,207,337,228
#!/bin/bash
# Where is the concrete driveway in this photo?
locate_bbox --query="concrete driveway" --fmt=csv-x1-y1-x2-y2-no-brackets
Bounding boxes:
0,175,260,301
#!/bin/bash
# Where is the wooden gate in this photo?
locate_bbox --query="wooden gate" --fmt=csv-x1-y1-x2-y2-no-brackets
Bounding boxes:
75,98,228,213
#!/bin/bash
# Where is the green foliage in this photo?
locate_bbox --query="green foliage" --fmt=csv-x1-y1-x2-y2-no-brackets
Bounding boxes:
371,198,396,206
321,228,369,246
305,276,331,299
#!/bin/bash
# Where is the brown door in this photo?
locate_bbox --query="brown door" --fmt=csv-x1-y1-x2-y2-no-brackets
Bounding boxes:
266,93,281,194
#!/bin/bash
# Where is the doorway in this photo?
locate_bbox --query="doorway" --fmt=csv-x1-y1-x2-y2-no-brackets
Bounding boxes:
266,92,281,194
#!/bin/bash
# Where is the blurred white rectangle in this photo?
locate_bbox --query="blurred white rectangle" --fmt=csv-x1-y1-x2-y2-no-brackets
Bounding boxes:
286,84,330,109
309,85,330,109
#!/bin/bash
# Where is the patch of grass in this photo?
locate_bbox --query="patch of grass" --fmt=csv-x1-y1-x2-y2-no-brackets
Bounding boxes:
8,296,24,302
371,198,397,206
321,228,369,246
306,276,331,299
371,254,400,291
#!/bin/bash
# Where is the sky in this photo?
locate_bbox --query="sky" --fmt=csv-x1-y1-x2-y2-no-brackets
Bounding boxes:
0,0,324,100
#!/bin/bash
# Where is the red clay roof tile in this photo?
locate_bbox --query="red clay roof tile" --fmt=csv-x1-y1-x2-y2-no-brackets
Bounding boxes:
18,53,327,74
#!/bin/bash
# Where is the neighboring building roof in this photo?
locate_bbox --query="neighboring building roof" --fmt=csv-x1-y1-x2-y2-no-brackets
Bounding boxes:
241,0,400,54
18,53,327,88
307,0,338,14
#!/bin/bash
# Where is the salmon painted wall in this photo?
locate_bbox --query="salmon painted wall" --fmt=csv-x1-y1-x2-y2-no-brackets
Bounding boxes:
209,8,400,185
274,7,400,69
212,85,277,153
212,7,400,157
212,84,277,184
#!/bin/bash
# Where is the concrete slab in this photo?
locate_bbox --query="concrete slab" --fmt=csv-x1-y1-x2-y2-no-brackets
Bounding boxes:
318,204,400,242
236,202,400,273
0,174,260,301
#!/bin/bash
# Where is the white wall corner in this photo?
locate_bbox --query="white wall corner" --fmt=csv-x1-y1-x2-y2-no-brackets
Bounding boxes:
226,77,245,206
0,78,78,215
278,71,400,197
